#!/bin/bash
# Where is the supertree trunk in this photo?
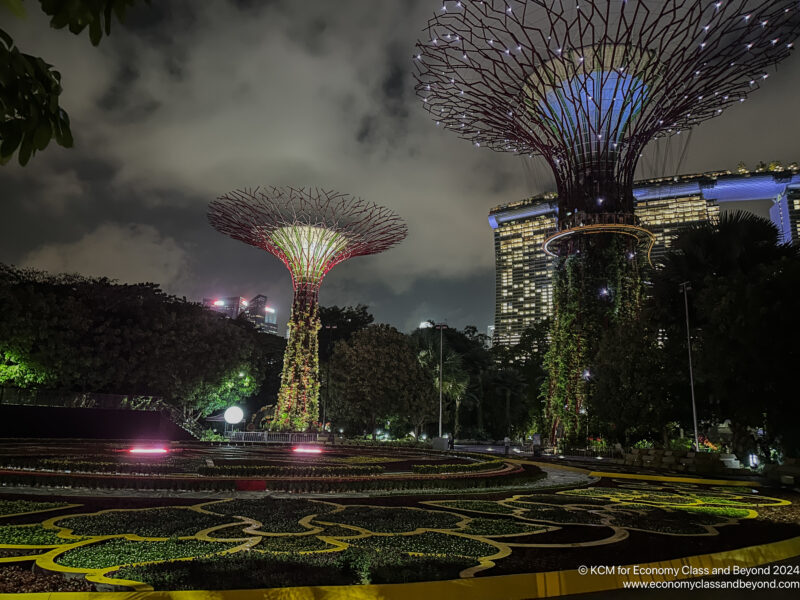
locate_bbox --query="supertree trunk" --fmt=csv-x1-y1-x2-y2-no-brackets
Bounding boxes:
543,235,644,446
274,283,321,431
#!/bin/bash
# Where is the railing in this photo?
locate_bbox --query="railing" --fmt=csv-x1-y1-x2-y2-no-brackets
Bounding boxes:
228,431,318,444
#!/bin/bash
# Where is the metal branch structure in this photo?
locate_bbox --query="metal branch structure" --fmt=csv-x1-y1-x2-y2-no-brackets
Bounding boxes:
415,0,799,443
209,187,407,431
416,0,798,234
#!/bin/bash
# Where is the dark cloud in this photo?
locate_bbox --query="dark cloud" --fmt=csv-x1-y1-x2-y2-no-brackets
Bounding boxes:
1,1,799,334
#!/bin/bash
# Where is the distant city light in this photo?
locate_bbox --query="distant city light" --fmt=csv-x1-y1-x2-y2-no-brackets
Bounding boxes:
224,406,244,424
213,300,225,306
265,307,276,313
129,447,168,454
293,446,323,454
241,300,248,306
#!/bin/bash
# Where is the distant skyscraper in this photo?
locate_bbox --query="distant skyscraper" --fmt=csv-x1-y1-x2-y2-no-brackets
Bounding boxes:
242,294,279,335
202,296,248,320
490,168,799,346
203,294,279,335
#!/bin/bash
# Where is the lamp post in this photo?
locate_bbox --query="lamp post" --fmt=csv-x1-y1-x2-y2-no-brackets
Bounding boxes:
679,282,700,453
434,323,448,438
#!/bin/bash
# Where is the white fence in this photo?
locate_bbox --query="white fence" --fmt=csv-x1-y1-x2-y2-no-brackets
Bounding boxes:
227,431,318,444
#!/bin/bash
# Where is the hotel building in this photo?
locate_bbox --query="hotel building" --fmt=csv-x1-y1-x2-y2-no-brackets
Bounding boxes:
490,168,800,347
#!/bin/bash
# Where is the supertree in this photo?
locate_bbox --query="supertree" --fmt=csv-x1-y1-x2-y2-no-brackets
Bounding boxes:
415,0,799,443
208,187,407,431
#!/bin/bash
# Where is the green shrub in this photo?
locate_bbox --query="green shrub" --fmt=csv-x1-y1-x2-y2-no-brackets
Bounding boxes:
55,508,233,538
201,429,226,442
197,464,384,477
257,535,334,552
320,506,462,533
56,538,232,569
207,499,336,534
459,518,546,536
0,499,69,516
348,531,497,558
411,460,503,475
112,550,357,589
0,525,72,545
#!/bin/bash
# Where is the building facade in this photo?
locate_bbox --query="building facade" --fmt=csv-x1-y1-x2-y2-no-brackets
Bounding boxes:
490,169,800,347
202,296,248,320
202,294,279,335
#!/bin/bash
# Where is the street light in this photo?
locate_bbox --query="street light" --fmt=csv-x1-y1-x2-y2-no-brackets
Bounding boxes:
679,282,700,453
433,323,448,438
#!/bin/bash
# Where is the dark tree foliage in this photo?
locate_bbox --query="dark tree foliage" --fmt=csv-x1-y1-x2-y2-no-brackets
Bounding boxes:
317,304,374,425
590,316,684,447
318,304,374,363
0,0,149,165
328,325,436,438
588,212,800,459
650,212,800,459
0,264,284,423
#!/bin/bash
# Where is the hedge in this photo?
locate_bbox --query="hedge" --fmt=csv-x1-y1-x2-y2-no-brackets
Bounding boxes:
411,460,504,475
0,464,545,494
1,458,176,475
196,464,384,477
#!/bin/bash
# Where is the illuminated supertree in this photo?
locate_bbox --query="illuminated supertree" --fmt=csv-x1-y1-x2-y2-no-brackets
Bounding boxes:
415,0,799,442
208,187,407,431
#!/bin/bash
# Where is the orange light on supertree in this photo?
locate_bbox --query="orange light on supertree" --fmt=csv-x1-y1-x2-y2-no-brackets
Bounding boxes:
209,187,407,431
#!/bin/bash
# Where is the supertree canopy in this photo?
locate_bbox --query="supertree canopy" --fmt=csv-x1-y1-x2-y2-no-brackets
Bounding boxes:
208,187,407,431
416,0,798,248
415,0,799,443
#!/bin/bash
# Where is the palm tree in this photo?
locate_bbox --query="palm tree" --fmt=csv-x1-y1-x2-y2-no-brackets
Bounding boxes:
414,337,468,438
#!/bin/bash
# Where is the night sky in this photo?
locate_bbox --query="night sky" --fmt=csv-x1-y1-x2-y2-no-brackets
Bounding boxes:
2,1,799,334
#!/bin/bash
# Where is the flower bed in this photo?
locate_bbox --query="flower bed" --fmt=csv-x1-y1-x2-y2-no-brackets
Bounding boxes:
55,508,234,538
319,506,463,533
431,500,516,515
0,565,95,593
256,535,334,553
0,462,543,494
197,464,384,477
460,518,547,536
411,460,503,474
0,499,69,516
0,524,73,545
208,498,337,533
55,538,233,569
347,531,497,558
